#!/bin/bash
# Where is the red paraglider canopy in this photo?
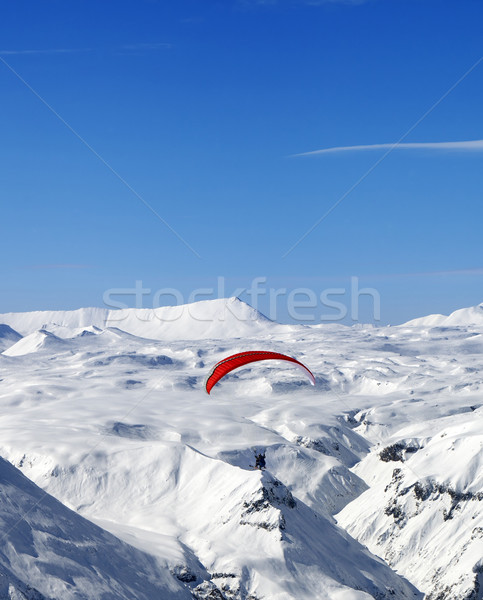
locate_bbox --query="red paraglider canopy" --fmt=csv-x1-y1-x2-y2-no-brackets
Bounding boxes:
205,350,315,394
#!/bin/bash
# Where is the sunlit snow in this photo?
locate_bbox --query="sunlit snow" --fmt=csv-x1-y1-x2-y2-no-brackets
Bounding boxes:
0,298,482,599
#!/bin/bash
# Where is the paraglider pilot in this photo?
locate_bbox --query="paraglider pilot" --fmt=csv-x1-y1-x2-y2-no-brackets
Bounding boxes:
255,451,266,470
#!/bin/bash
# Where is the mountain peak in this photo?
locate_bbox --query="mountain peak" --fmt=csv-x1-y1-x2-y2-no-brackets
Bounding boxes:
403,302,483,327
0,297,277,341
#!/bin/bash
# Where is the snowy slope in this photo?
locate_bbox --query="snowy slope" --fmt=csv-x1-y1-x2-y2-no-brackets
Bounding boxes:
404,301,483,327
0,307,110,337
0,324,22,352
337,423,483,600
0,299,482,598
0,456,188,599
0,297,288,340
3,330,67,357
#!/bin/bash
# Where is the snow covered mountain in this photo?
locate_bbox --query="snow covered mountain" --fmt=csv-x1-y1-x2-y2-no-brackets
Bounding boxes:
0,298,482,599
0,297,285,341
0,457,187,599
0,324,22,352
3,329,67,357
404,301,483,327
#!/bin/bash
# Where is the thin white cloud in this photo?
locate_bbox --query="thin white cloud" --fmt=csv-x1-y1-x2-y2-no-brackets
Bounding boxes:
24,264,94,270
0,44,171,57
269,268,483,282
0,48,91,56
294,140,483,157
369,268,483,280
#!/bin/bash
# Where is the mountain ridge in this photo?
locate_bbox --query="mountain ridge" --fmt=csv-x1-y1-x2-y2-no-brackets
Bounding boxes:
0,297,282,341
403,302,483,327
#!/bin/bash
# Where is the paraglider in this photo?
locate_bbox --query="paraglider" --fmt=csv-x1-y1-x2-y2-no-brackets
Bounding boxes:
205,350,315,394
254,451,266,470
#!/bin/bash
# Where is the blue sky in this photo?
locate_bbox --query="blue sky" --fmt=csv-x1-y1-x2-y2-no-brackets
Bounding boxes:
1,0,482,324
